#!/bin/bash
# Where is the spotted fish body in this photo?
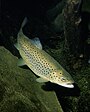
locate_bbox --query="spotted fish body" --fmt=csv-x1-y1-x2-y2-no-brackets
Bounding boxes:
15,18,74,88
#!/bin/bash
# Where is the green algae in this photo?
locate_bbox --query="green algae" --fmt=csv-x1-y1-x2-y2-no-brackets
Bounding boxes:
0,47,63,112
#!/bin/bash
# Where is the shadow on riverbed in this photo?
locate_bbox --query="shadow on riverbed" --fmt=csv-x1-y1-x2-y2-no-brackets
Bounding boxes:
42,82,80,97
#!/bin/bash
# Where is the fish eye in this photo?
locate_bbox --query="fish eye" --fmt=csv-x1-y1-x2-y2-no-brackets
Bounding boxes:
61,77,66,82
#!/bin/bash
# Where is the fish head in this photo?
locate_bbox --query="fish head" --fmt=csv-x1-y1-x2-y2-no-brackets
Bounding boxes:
50,70,74,88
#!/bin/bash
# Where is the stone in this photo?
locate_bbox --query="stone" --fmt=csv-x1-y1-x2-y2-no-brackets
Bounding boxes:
0,47,63,112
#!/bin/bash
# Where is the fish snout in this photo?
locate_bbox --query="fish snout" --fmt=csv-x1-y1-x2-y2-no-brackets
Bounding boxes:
58,81,74,88
63,83,74,88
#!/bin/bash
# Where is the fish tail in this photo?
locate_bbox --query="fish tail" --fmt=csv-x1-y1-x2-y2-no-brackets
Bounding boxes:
19,17,28,34
15,17,28,48
21,17,27,29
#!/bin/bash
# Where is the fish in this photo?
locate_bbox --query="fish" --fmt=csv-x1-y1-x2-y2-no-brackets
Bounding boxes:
15,18,74,88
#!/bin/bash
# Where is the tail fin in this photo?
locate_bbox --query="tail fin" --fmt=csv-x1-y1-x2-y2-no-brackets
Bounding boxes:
16,17,28,46
21,17,27,29
19,17,28,33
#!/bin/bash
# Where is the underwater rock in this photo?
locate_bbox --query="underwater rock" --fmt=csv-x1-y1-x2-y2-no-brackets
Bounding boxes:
87,38,90,44
46,0,66,33
0,47,63,112
63,0,81,56
82,0,90,12
49,13,64,33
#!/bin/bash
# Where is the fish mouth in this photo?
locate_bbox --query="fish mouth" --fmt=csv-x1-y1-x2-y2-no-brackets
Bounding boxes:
60,83,74,88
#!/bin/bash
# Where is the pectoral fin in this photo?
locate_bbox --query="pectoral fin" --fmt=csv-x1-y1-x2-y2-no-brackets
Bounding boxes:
36,78,48,83
17,58,26,66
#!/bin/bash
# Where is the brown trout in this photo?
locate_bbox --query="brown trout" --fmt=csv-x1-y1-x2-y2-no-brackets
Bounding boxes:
15,18,74,88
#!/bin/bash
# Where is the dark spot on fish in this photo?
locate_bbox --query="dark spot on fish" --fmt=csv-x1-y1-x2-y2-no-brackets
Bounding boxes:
51,68,53,70
50,75,53,78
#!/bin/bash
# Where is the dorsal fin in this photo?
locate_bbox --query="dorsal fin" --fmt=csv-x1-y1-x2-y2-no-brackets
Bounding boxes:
31,37,42,49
